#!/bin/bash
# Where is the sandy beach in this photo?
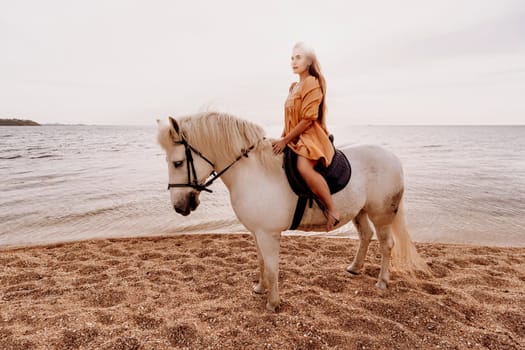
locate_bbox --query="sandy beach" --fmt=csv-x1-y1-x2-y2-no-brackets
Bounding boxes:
1,234,524,349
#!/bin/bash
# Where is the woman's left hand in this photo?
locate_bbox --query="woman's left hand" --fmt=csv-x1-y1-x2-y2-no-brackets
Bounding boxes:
272,138,287,154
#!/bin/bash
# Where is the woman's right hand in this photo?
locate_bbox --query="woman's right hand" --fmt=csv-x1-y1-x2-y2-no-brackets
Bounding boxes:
271,138,287,155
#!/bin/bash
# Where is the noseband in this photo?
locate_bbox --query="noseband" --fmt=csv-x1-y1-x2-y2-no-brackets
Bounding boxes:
167,136,255,193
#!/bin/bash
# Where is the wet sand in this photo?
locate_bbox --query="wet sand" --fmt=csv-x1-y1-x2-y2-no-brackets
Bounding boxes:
1,234,524,349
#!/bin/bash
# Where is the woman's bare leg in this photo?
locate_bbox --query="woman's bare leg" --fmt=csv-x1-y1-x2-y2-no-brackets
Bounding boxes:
297,156,340,231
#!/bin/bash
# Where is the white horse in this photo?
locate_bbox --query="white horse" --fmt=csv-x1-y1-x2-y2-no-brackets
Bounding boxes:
157,111,428,312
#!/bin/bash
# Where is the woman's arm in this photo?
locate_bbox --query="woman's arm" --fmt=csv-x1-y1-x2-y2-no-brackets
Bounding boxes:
282,119,313,144
272,119,313,154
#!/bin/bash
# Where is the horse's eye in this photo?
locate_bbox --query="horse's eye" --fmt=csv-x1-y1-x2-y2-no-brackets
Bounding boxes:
173,160,184,168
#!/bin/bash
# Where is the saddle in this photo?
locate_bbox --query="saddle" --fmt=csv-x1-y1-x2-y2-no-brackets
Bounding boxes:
283,137,351,229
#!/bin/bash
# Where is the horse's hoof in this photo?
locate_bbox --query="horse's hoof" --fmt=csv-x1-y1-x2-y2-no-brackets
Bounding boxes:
252,284,266,294
346,265,360,275
375,280,388,290
265,302,278,313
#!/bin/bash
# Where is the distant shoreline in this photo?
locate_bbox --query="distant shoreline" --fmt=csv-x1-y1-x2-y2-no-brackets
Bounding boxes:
0,118,40,126
0,119,90,126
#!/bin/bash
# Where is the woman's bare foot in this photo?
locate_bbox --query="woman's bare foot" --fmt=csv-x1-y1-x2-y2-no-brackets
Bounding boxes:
325,210,340,231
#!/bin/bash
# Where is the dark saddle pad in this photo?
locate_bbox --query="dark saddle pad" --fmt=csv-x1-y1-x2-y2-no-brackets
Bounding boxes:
284,146,352,196
283,142,351,229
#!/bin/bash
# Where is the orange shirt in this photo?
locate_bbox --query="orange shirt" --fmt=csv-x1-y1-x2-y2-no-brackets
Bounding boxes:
284,76,334,167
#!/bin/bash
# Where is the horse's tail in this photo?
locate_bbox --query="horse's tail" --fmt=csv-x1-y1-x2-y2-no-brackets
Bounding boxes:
391,199,430,274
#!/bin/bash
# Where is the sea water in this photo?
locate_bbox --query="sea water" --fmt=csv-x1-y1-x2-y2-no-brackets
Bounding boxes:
1,124,524,248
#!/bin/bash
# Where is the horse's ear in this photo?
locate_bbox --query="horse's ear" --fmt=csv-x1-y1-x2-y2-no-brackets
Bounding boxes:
169,116,180,135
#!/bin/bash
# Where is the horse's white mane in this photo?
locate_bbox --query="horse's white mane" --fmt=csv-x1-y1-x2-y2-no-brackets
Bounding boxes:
158,111,281,172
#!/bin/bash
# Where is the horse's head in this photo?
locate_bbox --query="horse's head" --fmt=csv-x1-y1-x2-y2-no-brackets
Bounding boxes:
157,116,214,216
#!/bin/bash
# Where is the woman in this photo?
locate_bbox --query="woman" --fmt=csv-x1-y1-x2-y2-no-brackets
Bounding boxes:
272,42,340,231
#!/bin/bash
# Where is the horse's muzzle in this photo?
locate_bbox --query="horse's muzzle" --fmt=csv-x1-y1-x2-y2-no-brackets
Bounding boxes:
173,191,200,216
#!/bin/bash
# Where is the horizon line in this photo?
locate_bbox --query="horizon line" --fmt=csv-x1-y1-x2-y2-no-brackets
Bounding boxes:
29,123,525,127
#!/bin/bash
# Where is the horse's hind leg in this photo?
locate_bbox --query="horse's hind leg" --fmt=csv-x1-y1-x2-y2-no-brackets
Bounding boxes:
375,224,394,289
347,210,374,275
254,231,281,312
252,234,266,294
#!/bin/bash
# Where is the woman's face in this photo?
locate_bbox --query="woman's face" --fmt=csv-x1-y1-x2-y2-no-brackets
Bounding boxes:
291,48,311,75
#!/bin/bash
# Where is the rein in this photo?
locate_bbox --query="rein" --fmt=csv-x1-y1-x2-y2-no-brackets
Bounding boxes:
167,136,255,193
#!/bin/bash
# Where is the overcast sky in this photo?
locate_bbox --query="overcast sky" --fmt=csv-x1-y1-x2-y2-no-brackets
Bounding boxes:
1,0,524,125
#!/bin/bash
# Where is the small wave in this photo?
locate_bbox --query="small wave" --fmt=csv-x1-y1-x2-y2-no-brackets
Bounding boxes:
423,144,444,148
29,154,59,159
3,179,68,191
0,155,22,159
171,219,243,233
11,170,32,175
42,206,126,225
0,211,40,224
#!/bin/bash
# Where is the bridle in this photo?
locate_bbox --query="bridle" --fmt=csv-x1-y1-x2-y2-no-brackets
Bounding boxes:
167,135,256,193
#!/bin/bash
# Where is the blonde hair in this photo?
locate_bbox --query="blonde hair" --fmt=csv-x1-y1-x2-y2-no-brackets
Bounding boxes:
293,42,327,126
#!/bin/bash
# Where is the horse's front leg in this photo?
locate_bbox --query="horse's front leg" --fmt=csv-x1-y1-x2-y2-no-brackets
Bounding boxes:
251,233,266,294
254,231,281,312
